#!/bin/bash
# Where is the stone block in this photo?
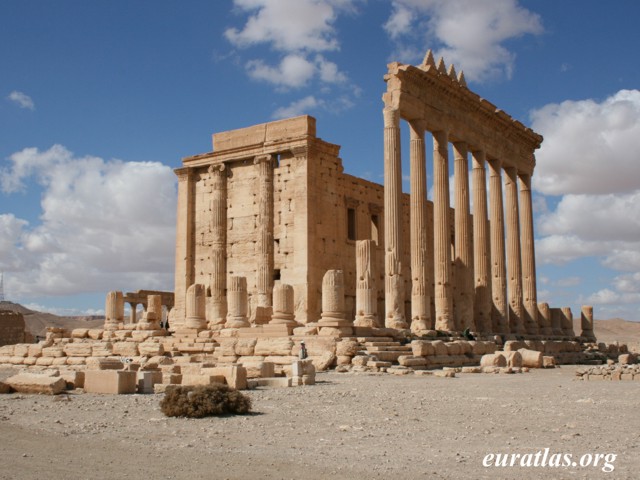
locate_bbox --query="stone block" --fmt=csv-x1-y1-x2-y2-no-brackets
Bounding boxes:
431,340,448,356
71,329,89,339
310,351,336,372
5,373,67,395
506,351,523,368
234,338,257,356
138,342,164,357
9,356,25,365
445,342,462,355
292,337,336,356
84,370,137,394
619,353,636,365
336,340,359,357
42,346,65,358
398,355,428,367
63,343,93,357
60,371,85,389
86,329,103,340
517,348,543,368
202,366,248,390
85,357,124,370
248,377,292,388
433,370,456,378
411,340,435,357
255,338,294,356
480,354,507,368
293,326,318,336
91,342,113,357
112,342,139,357
242,361,275,379
35,357,54,366
13,344,29,357
136,371,162,393
504,340,527,352
162,373,182,384
0,345,14,356
543,356,556,368
181,374,225,387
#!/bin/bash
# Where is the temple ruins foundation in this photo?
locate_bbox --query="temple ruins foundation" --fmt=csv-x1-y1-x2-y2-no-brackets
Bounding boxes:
1,51,615,393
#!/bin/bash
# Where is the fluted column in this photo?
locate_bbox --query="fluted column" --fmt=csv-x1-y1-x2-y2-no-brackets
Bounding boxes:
104,291,124,331
383,107,407,329
129,302,137,325
488,159,508,334
561,306,575,337
504,167,525,334
453,141,473,331
518,172,538,335
226,276,250,328
271,283,296,326
472,150,492,333
354,240,378,328
409,121,431,332
172,167,195,330
537,302,553,336
185,283,207,329
255,154,275,308
209,164,227,325
433,130,454,331
580,305,596,341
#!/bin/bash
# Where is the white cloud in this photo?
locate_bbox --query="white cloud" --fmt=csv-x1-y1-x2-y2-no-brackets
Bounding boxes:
272,96,322,119
0,145,177,298
7,90,35,110
226,0,351,52
246,54,317,88
384,0,543,82
531,89,640,195
226,0,355,97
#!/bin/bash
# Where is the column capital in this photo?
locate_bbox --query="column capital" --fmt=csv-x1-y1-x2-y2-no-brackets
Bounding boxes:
471,149,486,168
383,107,400,128
254,154,274,165
207,163,226,174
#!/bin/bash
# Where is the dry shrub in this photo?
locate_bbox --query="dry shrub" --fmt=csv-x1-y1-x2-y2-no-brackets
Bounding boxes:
160,383,252,418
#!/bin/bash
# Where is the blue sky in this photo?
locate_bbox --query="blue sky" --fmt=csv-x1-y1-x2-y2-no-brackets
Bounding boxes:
1,0,640,321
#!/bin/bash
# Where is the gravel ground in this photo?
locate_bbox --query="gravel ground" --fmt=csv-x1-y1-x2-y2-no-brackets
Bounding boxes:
0,366,637,480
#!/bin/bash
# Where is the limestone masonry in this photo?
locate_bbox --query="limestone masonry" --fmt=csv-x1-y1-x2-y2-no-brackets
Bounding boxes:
1,51,621,394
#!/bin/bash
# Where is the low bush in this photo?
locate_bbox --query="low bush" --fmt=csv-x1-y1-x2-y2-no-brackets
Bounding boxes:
160,383,252,418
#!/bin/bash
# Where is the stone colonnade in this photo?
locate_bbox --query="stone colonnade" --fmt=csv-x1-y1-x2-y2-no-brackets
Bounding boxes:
382,52,543,335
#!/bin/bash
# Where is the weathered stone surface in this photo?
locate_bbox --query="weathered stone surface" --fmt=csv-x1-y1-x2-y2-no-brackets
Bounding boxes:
234,338,257,356
517,348,543,368
138,342,164,357
255,338,293,356
112,342,139,357
336,340,359,357
411,340,435,357
480,354,507,368
84,370,137,394
311,352,336,372
5,373,67,395
63,343,93,357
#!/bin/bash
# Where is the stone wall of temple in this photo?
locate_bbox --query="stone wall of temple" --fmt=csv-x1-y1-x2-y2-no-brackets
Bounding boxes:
0,310,26,346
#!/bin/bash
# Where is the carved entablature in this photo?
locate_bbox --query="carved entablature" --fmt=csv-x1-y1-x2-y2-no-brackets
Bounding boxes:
383,50,542,175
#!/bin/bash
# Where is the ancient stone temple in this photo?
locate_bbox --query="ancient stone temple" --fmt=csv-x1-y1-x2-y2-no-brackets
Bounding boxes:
168,50,563,338
0,52,612,393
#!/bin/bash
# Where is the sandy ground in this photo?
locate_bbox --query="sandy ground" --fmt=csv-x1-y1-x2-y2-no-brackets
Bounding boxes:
0,366,637,480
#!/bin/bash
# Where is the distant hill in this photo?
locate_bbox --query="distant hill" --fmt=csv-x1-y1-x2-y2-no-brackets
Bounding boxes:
0,301,104,337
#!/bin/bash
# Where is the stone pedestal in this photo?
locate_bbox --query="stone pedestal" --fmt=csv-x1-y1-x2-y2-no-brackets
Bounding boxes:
271,283,296,326
137,311,161,331
185,284,207,330
580,305,596,341
226,276,250,328
104,291,124,331
318,270,352,335
354,240,379,328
